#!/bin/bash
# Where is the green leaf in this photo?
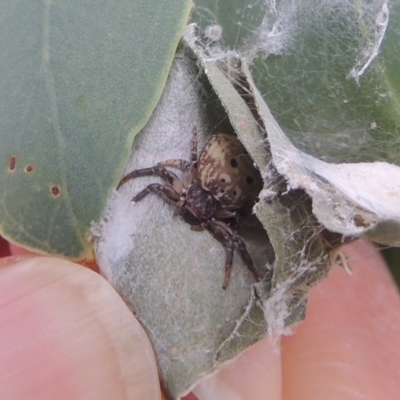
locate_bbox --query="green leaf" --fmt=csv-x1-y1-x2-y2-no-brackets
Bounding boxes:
241,58,400,330
252,1,400,164
95,52,270,399
192,0,265,48
184,24,330,336
190,0,400,277
0,0,192,258
193,0,400,165
184,24,400,335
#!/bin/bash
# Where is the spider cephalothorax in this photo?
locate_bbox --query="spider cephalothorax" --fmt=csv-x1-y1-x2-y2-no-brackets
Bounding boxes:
118,129,263,289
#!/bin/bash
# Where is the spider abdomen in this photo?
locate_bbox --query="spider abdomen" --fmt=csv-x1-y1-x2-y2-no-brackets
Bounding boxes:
198,134,263,210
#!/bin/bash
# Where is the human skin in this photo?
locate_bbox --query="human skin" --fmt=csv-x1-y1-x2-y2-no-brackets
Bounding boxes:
0,239,399,399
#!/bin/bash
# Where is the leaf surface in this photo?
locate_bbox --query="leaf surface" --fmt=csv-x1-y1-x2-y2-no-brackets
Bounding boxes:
0,0,192,258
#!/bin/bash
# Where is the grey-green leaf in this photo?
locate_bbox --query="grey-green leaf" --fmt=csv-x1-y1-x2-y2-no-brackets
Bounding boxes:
95,52,270,400
0,0,192,258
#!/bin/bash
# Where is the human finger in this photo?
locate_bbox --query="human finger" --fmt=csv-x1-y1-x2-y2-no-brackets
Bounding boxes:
0,256,161,400
192,337,281,400
281,240,400,400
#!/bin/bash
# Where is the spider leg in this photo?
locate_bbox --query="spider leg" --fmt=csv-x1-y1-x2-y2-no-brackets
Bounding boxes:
191,127,198,167
132,183,180,203
230,234,261,283
207,220,260,288
214,209,237,220
118,166,183,194
206,221,234,289
157,159,191,171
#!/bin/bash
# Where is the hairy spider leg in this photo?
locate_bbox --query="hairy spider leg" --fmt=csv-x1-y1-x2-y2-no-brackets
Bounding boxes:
190,127,198,167
132,183,180,203
118,165,183,204
231,235,260,283
118,166,183,194
214,209,237,220
206,221,234,289
206,220,260,289
157,159,191,171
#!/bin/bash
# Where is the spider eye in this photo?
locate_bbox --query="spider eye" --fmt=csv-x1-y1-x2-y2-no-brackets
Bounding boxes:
246,176,254,184
233,191,237,195
230,158,238,168
220,178,226,183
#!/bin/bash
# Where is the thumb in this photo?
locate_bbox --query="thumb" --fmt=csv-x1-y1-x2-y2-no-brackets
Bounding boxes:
0,256,161,400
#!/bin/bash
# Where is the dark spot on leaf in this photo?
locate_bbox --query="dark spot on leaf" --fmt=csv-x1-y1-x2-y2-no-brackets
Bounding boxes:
233,191,237,195
51,186,61,197
220,189,225,193
230,158,238,168
8,156,17,171
24,164,34,173
246,176,253,184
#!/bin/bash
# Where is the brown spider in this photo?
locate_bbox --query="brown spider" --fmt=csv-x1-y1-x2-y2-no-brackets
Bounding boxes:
117,129,263,289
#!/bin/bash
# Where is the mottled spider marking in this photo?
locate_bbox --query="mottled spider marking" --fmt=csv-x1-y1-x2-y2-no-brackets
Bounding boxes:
198,134,263,210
